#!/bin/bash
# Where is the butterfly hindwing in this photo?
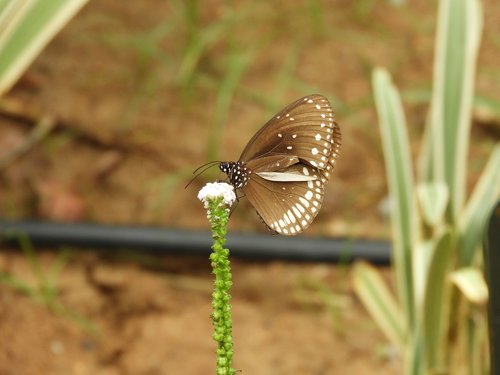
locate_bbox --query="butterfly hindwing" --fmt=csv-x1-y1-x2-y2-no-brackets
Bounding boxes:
242,161,325,235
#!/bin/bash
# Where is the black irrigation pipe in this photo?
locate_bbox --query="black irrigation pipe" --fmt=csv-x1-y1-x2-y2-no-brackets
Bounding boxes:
0,220,391,264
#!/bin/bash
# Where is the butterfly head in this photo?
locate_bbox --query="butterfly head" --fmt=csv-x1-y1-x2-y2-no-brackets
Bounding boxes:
219,161,250,189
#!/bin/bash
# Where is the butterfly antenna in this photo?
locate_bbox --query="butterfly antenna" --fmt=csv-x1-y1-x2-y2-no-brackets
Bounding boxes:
185,161,222,188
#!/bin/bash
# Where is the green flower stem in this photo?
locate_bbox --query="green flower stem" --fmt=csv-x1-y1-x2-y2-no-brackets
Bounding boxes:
206,196,235,375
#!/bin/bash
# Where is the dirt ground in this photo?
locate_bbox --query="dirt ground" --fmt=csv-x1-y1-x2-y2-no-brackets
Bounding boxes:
0,1,499,374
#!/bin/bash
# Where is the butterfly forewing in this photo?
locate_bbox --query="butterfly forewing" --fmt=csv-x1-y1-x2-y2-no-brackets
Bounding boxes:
239,94,336,169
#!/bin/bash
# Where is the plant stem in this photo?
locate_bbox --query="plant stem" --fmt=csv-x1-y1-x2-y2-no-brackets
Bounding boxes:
206,197,235,375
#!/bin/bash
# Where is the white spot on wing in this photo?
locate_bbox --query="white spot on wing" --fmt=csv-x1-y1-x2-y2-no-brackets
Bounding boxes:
311,148,319,155
292,206,302,218
299,197,310,207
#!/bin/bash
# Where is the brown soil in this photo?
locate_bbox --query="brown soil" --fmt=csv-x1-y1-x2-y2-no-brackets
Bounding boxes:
0,251,399,375
0,1,498,374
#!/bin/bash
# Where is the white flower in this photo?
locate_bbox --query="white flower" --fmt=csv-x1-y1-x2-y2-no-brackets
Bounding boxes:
198,182,236,207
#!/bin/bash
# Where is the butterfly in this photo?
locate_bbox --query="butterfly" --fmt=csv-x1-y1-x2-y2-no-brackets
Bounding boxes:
217,94,341,235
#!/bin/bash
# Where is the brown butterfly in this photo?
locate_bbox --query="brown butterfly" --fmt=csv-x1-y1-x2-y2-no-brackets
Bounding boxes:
219,94,341,235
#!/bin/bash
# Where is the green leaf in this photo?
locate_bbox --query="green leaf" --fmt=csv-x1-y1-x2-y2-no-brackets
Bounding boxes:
352,261,405,349
450,267,488,305
412,240,434,307
416,182,449,227
428,0,483,223
422,229,453,370
372,67,419,330
0,0,90,97
459,145,500,265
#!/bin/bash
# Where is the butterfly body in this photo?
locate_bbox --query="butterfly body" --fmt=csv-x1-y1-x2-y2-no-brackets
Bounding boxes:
219,94,341,235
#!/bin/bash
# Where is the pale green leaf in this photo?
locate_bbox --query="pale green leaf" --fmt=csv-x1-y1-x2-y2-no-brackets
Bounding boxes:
0,0,89,97
450,267,488,305
412,240,434,307
459,145,500,265
416,182,449,227
352,261,405,349
372,67,418,330
428,0,483,223
422,229,453,370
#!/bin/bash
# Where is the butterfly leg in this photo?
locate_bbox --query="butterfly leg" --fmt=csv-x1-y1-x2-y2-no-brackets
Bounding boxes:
228,192,244,218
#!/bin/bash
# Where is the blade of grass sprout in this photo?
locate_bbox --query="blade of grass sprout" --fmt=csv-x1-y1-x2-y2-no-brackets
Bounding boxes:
271,41,301,102
153,167,194,219
0,244,98,336
17,234,47,294
0,271,38,300
0,116,55,170
46,248,73,291
118,73,161,132
196,71,278,111
207,48,256,162
177,20,232,93
306,0,326,36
